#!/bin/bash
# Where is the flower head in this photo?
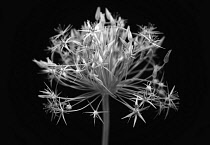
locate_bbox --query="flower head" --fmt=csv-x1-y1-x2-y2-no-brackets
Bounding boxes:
34,7,179,126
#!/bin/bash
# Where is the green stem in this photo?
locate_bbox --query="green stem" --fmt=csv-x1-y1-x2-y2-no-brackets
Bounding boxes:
102,94,110,145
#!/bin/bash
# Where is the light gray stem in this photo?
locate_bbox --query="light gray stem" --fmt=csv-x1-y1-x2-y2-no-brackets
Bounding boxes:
102,94,110,145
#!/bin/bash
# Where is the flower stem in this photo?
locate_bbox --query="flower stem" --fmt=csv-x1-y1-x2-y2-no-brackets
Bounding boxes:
102,94,110,145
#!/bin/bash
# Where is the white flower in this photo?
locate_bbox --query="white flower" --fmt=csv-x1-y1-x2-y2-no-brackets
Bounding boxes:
34,7,179,126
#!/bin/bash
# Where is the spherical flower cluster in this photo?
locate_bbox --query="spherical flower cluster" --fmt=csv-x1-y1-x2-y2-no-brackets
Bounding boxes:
33,7,179,127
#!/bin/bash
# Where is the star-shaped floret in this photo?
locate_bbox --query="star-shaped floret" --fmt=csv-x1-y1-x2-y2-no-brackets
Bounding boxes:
83,98,108,126
121,97,149,127
163,85,179,118
154,85,179,119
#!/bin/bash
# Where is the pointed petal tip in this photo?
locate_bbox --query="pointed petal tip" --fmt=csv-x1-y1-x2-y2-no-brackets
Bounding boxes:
105,8,115,23
95,7,101,20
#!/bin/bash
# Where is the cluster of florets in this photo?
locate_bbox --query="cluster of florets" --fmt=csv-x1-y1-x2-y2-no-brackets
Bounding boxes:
33,7,179,126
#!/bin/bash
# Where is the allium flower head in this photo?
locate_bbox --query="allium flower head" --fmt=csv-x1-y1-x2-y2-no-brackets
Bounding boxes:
33,7,179,129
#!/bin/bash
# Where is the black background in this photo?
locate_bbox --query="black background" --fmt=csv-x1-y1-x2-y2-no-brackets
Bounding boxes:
3,0,208,145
